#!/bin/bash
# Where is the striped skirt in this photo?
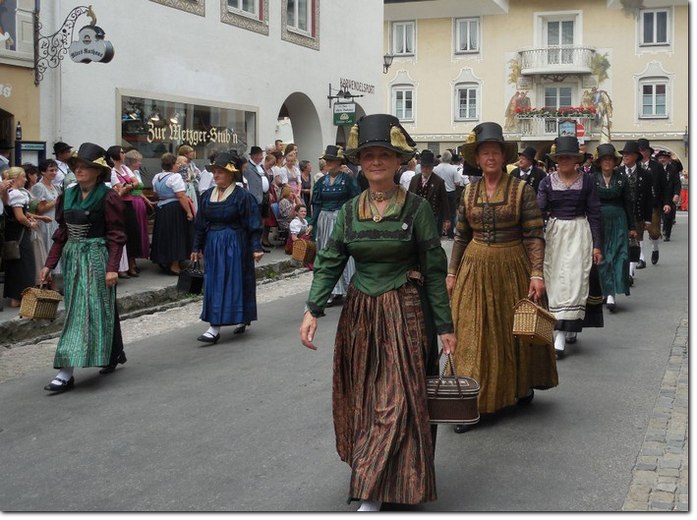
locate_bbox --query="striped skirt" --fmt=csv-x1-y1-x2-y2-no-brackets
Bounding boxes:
315,209,355,297
333,283,437,505
53,238,115,368
544,217,592,324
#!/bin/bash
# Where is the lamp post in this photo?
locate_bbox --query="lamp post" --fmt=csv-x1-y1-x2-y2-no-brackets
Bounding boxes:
383,54,394,74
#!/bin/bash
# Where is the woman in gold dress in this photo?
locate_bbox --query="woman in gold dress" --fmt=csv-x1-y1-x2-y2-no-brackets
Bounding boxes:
447,122,558,433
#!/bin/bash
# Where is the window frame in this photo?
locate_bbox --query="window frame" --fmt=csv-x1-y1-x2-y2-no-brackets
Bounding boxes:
454,17,480,55
639,78,670,119
227,0,259,17
392,85,415,123
639,8,671,47
454,83,479,122
281,0,319,50
391,21,416,56
149,0,205,16
286,0,312,36
221,0,268,34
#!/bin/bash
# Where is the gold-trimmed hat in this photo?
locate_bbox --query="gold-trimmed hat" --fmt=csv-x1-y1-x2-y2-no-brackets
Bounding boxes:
343,114,416,165
210,152,240,174
66,142,113,178
319,145,345,162
458,122,518,169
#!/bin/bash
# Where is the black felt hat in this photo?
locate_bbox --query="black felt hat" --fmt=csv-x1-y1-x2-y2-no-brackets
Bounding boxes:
344,114,416,164
518,146,537,161
593,143,621,167
459,122,518,168
547,136,585,163
53,141,72,155
619,140,642,158
637,138,654,154
320,145,346,162
655,149,671,158
210,152,240,174
66,142,113,179
420,149,435,166
0,139,12,151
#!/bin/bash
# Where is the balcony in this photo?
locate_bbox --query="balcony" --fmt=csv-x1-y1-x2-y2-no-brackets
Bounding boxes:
515,115,595,141
518,45,596,77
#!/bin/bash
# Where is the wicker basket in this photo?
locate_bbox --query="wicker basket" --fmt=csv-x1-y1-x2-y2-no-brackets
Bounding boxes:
292,239,316,264
19,285,63,321
512,298,556,345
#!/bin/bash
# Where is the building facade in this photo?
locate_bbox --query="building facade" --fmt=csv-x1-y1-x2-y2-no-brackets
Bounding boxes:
383,0,689,165
33,0,383,179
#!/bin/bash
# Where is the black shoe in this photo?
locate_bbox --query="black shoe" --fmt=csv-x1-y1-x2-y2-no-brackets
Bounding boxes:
99,352,127,374
607,303,616,313
629,275,634,287
664,236,670,242
233,324,247,334
565,332,577,344
651,250,659,265
636,260,647,269
261,247,271,253
326,296,335,307
197,332,220,344
44,376,75,393
555,349,565,360
454,424,472,434
517,389,534,405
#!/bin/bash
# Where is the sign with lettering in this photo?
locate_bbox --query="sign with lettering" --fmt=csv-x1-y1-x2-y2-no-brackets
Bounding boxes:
146,121,238,147
333,102,356,126
69,25,114,64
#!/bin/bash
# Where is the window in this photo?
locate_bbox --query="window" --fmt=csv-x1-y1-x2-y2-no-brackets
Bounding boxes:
392,21,415,55
641,9,670,46
545,86,572,109
545,19,574,64
222,0,268,34
228,0,257,16
392,87,414,122
640,80,668,118
287,0,311,34
455,84,478,121
455,18,479,53
282,0,318,49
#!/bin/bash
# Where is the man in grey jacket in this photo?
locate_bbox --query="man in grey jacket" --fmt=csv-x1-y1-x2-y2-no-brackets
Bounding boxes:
246,145,270,252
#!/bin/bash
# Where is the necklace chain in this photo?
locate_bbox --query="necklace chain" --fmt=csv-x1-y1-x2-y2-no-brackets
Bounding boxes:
369,186,397,203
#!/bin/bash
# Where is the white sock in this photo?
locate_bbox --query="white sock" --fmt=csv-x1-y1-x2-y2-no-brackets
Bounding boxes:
205,326,220,337
651,239,659,251
629,262,636,277
607,294,615,305
357,500,382,512
554,330,565,351
639,240,645,261
54,367,74,383
565,331,577,340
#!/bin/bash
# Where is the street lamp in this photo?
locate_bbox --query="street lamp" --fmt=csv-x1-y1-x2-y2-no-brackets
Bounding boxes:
683,126,689,156
383,54,394,74
327,84,363,108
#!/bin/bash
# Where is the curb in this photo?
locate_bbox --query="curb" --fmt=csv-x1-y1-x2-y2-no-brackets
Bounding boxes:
0,257,304,348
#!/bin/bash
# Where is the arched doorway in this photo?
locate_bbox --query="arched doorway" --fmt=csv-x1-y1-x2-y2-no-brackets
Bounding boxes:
276,92,322,171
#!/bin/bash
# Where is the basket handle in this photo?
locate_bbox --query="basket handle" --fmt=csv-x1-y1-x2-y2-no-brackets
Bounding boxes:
433,349,465,399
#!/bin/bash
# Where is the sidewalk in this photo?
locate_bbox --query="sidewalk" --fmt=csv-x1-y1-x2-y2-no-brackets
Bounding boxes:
0,242,303,347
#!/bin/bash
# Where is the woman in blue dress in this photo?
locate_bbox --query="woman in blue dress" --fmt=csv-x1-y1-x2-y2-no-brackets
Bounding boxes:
191,152,264,344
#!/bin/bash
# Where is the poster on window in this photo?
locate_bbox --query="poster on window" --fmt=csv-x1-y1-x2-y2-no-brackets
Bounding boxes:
0,0,16,51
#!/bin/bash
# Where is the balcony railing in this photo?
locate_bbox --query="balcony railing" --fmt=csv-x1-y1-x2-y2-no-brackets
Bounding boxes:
518,45,596,76
516,115,595,140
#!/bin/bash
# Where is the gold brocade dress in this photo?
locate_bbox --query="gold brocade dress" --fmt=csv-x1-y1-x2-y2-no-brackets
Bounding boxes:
449,175,558,413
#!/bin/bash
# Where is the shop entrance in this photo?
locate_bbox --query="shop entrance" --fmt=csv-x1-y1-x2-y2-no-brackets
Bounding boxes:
275,92,322,171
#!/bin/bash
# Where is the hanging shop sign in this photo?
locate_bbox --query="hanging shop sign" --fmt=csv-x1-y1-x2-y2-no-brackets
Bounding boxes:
333,102,356,126
69,24,114,64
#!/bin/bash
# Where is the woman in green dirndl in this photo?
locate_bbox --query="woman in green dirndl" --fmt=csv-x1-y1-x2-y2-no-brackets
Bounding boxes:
40,143,127,393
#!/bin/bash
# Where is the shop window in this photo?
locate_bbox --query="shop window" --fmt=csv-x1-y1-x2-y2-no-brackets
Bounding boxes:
455,18,480,54
0,0,35,62
640,9,671,47
392,21,415,56
149,0,205,17
222,0,268,34
282,0,319,50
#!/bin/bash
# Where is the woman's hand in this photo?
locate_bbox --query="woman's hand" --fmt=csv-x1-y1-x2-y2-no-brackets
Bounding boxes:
592,248,603,265
105,271,118,288
528,278,546,302
186,213,194,221
37,215,52,223
300,310,318,350
307,225,313,234
446,275,456,299
190,251,202,262
439,333,457,355
39,267,52,285
253,251,264,263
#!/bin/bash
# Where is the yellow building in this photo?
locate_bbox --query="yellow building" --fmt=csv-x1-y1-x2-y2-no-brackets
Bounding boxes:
383,0,689,166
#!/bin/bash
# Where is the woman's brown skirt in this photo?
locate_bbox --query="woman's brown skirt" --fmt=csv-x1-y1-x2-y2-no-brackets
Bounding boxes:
450,240,558,414
333,283,437,505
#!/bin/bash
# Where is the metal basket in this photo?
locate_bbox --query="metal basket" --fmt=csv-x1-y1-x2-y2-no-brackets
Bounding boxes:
19,285,63,321
512,298,556,345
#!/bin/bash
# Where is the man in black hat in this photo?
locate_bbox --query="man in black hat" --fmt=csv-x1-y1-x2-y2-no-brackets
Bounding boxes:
408,149,450,236
637,138,671,264
510,146,546,194
245,145,270,252
618,140,653,276
52,141,73,191
655,150,682,241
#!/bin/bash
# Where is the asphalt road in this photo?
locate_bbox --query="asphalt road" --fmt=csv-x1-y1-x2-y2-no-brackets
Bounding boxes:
0,213,688,512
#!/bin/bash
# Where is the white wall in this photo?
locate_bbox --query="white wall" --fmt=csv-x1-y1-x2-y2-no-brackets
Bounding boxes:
39,0,384,166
